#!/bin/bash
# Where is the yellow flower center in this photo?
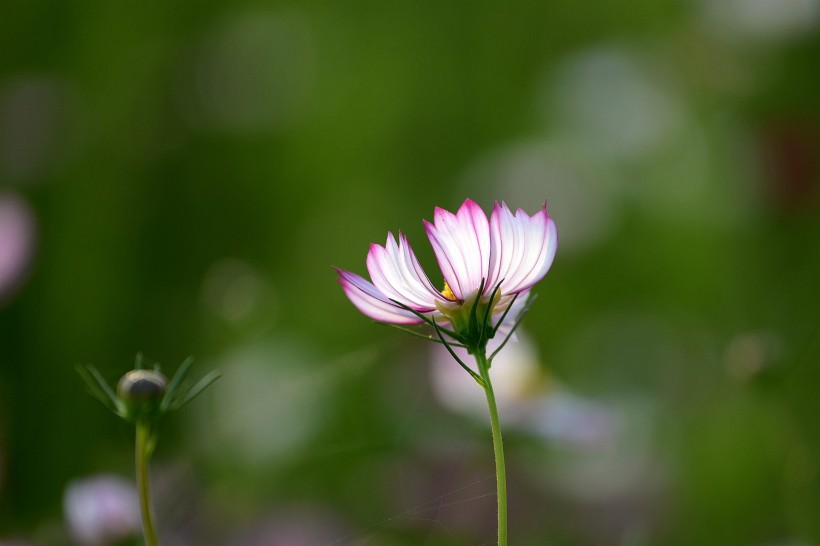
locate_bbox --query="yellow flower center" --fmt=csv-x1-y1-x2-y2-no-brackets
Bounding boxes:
440,281,456,301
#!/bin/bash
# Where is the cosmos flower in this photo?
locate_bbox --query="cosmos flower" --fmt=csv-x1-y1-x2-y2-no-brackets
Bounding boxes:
337,198,556,546
336,199,557,349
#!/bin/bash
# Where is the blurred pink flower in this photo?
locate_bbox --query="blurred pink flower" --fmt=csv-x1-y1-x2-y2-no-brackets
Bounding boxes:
337,199,557,335
0,193,35,301
63,474,140,546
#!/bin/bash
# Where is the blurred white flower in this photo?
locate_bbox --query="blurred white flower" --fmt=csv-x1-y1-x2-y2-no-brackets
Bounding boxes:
700,0,820,42
201,258,277,323
430,331,540,417
546,47,685,160
430,332,617,447
459,138,620,254
63,474,140,546
725,330,782,382
206,339,330,466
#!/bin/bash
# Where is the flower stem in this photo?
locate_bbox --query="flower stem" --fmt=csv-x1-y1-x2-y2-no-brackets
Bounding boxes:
136,422,160,546
475,351,508,546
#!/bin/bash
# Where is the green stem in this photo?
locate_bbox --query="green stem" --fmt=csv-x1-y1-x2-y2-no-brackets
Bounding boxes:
475,350,508,546
136,422,160,546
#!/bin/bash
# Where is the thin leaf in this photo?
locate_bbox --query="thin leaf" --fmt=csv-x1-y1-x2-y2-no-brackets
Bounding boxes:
490,291,526,339
479,280,504,347
77,365,122,414
161,356,194,412
388,299,465,343
432,321,484,388
76,366,116,411
170,371,221,411
380,323,467,348
489,294,537,363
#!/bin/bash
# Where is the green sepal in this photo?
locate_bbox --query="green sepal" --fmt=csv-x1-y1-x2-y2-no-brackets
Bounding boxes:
489,292,537,364
76,364,126,417
167,370,221,411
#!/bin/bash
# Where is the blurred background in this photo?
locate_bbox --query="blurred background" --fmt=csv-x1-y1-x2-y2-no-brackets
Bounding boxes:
1,0,819,545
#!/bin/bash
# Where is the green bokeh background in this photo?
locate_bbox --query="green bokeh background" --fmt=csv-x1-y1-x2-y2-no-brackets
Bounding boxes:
1,1,819,545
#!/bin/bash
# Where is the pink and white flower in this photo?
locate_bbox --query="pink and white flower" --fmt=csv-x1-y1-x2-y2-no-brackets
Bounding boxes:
336,199,557,339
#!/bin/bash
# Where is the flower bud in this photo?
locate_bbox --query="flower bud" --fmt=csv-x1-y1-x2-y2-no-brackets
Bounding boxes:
116,369,167,422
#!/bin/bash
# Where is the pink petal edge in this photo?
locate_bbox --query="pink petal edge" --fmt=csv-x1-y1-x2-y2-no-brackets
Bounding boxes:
336,269,423,325
423,199,490,300
365,232,441,311
488,201,557,295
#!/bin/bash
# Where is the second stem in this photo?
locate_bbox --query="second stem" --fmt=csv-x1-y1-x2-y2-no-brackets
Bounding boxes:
136,422,160,546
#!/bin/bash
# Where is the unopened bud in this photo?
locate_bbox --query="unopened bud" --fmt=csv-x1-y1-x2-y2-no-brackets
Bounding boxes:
116,370,167,422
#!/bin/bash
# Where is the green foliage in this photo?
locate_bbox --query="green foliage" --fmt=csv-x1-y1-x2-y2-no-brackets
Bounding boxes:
1,0,819,544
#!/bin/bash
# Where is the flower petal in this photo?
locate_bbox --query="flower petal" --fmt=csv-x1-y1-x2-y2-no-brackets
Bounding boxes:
487,202,557,295
366,232,443,311
336,269,423,324
423,199,490,300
